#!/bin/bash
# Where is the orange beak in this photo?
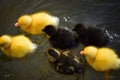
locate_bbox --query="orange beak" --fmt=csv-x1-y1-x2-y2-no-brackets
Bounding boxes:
14,22,19,27
80,50,84,55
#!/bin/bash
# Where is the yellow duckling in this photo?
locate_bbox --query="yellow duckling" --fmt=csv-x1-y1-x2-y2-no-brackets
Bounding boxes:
80,46,120,71
80,46,120,79
0,35,37,58
15,12,59,35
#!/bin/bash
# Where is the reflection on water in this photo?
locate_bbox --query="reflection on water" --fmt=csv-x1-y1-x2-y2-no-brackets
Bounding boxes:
0,0,120,80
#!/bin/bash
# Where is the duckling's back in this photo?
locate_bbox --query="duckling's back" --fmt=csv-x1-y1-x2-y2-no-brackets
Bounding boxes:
29,12,59,34
93,48,120,71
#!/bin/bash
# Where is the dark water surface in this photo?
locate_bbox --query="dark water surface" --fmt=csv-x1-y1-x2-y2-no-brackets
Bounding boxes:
0,0,120,80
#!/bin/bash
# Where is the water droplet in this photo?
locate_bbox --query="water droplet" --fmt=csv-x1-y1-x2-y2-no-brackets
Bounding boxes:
3,72,14,78
63,16,71,22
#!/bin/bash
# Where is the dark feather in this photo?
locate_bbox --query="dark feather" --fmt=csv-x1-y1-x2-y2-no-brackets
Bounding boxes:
43,25,79,49
73,24,110,47
47,48,86,75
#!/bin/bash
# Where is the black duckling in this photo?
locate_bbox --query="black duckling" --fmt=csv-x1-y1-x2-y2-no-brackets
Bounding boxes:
47,48,86,74
73,24,110,47
42,25,79,49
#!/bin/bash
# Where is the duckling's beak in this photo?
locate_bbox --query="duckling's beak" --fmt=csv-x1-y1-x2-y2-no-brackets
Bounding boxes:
80,51,84,55
14,22,19,27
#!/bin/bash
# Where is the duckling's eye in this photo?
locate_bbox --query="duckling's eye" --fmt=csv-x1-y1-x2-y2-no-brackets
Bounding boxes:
0,43,5,47
0,42,9,47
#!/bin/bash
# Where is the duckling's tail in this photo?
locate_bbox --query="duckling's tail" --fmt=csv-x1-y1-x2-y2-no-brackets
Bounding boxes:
32,43,38,51
52,16,59,26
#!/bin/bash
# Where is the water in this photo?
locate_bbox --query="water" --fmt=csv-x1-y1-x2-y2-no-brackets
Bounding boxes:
0,0,120,80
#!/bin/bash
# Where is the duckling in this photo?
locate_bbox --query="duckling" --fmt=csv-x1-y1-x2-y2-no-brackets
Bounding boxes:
0,35,37,58
47,48,86,74
15,12,59,35
80,46,120,79
42,25,79,49
73,24,110,47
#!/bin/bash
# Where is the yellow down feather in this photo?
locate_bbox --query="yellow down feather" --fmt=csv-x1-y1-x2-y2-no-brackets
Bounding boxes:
82,46,120,71
15,12,59,35
0,35,37,58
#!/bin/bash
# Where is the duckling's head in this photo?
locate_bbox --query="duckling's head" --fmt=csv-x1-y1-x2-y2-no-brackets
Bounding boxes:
42,25,57,36
0,35,11,49
73,24,88,36
47,48,61,62
15,15,32,30
80,46,98,59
